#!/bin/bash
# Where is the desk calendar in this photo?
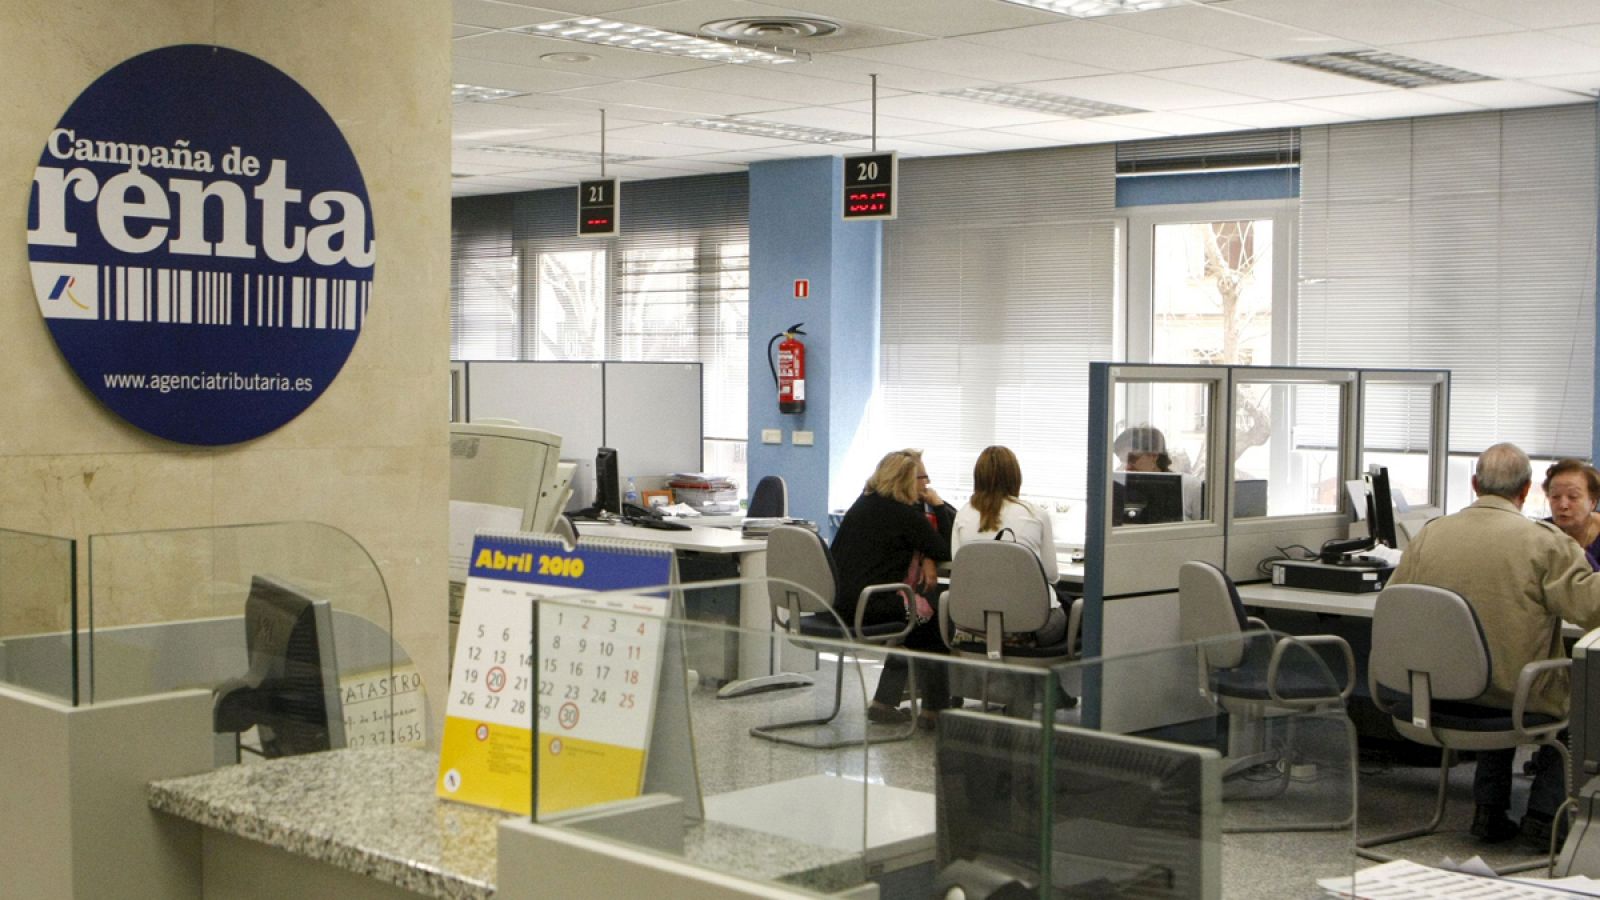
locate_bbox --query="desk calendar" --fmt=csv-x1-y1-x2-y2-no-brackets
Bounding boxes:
436,531,675,816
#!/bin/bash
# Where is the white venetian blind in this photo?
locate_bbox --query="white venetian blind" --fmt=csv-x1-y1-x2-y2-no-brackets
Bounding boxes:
450,194,517,360
881,146,1118,498
1297,105,1597,458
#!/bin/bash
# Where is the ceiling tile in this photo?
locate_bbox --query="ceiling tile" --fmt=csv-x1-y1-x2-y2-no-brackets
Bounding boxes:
1087,110,1245,136
645,65,891,106
904,129,1063,152
827,136,983,158
451,0,559,30
1548,24,1600,49
452,57,615,93
1153,59,1389,101
1294,90,1485,118
1021,72,1265,111
1097,2,1360,60
960,20,1245,72
1389,32,1600,78
1417,80,1592,109
1527,71,1600,97
993,119,1165,144
834,94,1060,129
796,52,992,93
752,106,948,137
453,30,720,80
1432,0,1600,29
454,24,492,38
489,0,666,14
743,0,1063,38
494,92,691,124
592,0,932,52
834,39,1107,82
551,80,798,115
610,122,803,151
1223,0,1517,44
1182,101,1361,128
674,148,797,164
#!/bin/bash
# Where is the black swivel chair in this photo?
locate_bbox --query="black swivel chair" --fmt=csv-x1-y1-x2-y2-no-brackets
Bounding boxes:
747,475,787,518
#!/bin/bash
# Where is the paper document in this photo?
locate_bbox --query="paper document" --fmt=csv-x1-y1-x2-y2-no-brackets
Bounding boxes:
1319,859,1600,898
447,500,523,581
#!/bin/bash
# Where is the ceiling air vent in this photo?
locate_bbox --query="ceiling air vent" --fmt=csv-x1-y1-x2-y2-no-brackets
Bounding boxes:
700,18,840,45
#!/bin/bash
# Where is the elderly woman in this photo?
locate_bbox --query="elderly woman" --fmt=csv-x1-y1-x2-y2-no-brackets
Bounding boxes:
1544,458,1600,570
1111,424,1203,522
831,449,956,726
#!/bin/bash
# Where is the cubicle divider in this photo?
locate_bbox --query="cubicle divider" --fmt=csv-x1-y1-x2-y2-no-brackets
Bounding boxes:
456,360,704,499
1082,362,1448,733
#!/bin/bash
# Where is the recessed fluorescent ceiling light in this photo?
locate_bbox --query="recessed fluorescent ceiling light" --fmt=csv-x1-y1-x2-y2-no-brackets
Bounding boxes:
1280,50,1490,88
521,17,807,64
941,86,1143,118
452,83,529,103
1000,0,1197,18
474,145,651,164
673,116,867,144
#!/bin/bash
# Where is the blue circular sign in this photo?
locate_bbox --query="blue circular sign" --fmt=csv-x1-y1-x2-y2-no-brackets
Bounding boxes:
26,45,375,445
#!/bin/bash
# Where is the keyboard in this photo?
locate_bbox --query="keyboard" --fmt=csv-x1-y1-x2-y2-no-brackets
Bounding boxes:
625,516,691,531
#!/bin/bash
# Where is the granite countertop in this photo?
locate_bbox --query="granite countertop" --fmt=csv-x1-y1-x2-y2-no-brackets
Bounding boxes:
149,746,865,898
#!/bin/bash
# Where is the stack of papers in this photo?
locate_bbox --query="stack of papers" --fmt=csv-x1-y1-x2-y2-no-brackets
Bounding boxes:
1319,859,1600,898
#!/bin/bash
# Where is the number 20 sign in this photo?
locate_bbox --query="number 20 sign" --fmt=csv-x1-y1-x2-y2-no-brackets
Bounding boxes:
842,151,897,221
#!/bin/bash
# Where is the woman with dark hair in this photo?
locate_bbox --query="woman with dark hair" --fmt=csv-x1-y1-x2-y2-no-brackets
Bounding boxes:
1111,424,1203,521
952,446,1058,582
831,449,955,726
1544,458,1600,570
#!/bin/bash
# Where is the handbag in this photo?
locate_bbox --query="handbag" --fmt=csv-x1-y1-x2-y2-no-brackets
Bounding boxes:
903,551,935,623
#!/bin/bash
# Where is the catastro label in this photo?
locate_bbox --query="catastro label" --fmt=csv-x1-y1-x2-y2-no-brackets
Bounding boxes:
26,45,375,445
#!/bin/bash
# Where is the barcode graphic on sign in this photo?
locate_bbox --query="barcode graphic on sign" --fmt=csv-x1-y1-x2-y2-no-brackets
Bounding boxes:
94,266,369,331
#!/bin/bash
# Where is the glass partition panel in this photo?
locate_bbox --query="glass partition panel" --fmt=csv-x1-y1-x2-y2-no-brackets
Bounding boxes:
0,527,78,705
1233,380,1346,518
1362,379,1440,510
88,522,407,759
518,578,1060,897
1052,633,1356,898
1112,380,1213,526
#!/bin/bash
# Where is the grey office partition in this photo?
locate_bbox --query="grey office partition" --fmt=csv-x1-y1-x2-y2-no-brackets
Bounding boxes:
603,362,704,480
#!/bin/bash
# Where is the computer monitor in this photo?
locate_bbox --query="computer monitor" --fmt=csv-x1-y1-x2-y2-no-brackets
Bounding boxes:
1122,472,1185,525
936,710,1221,898
594,447,621,516
1365,464,1399,550
213,575,346,759
449,422,564,533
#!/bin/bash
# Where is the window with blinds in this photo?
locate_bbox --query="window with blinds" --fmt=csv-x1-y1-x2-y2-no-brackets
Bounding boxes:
1297,105,1597,459
880,146,1119,500
450,173,750,451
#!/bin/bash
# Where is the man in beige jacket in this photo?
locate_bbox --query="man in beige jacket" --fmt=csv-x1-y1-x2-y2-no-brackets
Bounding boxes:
1389,442,1600,846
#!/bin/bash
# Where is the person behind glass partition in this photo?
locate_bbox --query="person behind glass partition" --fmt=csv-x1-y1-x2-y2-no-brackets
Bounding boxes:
1543,458,1600,571
1111,424,1203,521
951,446,1068,644
830,449,956,728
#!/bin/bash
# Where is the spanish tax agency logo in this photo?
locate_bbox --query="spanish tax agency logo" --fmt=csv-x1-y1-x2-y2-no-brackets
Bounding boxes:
26,45,375,446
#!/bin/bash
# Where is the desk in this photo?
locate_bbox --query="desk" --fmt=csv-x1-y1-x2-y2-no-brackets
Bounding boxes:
1237,581,1586,639
703,773,936,876
149,747,863,898
574,521,770,682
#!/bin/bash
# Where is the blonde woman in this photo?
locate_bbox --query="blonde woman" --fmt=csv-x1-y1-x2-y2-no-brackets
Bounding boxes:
831,449,955,725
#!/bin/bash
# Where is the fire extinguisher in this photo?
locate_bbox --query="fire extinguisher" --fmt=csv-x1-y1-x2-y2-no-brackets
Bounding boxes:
768,323,806,415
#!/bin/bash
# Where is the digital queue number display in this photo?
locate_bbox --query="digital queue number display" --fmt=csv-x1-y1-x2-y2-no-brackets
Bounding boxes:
578,178,619,237
842,151,897,221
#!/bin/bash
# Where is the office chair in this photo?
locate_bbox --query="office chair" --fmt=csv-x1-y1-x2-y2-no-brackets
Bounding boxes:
1358,582,1571,873
748,525,921,749
1178,560,1355,832
747,475,787,518
939,541,1081,716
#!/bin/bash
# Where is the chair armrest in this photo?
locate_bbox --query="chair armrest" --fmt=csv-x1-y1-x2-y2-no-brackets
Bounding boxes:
1512,657,1572,735
856,582,917,644
1266,634,1356,704
1245,616,1270,632
1066,597,1084,654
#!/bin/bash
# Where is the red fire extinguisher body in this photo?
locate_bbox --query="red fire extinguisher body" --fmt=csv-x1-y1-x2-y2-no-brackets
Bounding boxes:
777,335,805,414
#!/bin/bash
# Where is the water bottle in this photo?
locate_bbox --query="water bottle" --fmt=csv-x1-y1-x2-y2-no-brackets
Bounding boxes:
624,477,640,507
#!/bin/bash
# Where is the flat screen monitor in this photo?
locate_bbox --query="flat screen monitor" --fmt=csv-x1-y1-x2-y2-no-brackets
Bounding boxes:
1122,472,1185,525
1365,464,1398,550
936,710,1221,899
594,447,621,516
213,575,346,759
449,422,564,533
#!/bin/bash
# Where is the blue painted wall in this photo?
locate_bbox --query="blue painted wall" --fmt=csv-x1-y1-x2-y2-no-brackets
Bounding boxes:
747,157,882,532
